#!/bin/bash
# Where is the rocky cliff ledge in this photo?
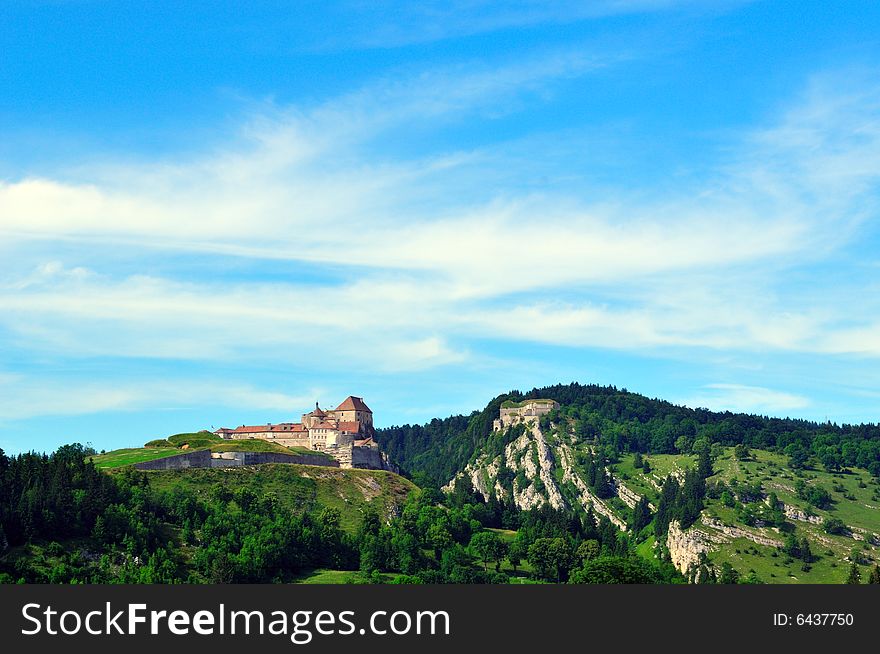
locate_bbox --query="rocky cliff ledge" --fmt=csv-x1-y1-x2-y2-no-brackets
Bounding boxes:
666,520,713,575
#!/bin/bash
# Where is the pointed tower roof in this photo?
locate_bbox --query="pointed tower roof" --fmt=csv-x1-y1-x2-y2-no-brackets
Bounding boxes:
308,401,327,417
335,396,372,413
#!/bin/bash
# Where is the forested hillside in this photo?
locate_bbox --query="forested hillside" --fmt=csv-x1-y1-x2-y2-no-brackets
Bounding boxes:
376,382,880,486
383,383,880,584
0,443,679,584
4,382,880,585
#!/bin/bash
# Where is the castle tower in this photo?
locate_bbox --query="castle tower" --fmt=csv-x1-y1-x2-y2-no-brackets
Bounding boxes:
302,402,328,429
334,396,373,436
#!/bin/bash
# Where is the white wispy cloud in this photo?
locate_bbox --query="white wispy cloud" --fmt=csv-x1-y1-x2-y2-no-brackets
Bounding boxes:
683,383,811,414
0,373,323,421
2,59,880,421
310,1,751,50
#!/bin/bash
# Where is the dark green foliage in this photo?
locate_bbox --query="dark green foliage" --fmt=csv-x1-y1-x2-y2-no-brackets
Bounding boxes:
468,532,507,571
654,468,706,537
630,496,652,534
823,517,847,535
526,537,574,582
0,444,118,547
575,451,613,499
846,561,861,584
762,493,786,528
507,538,526,572
719,561,739,584
734,443,750,461
696,443,714,479
375,411,489,486
782,534,815,565
784,443,809,469
795,480,833,509
735,480,764,504
2,442,688,585
569,556,665,584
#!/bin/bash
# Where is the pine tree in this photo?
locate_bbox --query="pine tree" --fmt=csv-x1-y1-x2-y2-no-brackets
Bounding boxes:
846,561,862,584
868,565,880,584
799,537,812,564
719,561,739,584
654,476,680,538
630,496,652,533
697,447,713,480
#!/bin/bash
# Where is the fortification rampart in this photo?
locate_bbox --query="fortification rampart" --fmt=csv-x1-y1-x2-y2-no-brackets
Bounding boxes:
351,446,398,473
133,450,339,471
133,450,213,470
493,399,559,431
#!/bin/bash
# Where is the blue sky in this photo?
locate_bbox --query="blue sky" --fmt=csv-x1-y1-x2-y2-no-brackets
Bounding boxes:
2,1,880,455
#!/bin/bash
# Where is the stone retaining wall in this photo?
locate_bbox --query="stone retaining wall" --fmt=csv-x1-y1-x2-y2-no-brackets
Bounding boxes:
133,450,338,470
133,450,213,470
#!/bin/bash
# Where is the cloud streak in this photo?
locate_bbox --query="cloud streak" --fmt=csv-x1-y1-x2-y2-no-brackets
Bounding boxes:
0,372,323,422
2,56,880,423
682,383,811,415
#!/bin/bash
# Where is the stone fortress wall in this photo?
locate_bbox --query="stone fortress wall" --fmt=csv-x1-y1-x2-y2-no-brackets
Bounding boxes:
133,449,339,471
493,399,559,431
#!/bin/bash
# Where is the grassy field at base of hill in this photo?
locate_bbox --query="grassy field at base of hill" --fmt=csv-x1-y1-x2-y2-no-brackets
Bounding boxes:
486,528,517,543
293,569,398,584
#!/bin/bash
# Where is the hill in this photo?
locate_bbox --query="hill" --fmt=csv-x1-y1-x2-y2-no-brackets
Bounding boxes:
377,382,880,584
1,439,678,585
376,382,880,486
4,383,880,584
141,464,415,532
0,444,418,583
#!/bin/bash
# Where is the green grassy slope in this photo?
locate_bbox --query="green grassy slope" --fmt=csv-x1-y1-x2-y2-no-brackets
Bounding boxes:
142,464,416,532
89,447,184,469
610,447,880,583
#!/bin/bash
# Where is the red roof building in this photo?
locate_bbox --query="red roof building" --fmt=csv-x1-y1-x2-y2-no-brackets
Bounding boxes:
335,396,372,413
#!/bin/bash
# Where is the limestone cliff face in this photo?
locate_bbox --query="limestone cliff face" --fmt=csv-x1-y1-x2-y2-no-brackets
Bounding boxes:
444,419,675,542
523,421,566,510
446,420,566,511
664,513,786,577
445,421,644,523
557,443,627,530
666,520,712,576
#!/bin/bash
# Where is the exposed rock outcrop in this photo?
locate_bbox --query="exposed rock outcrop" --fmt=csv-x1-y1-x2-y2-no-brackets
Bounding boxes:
780,502,823,525
700,516,783,548
666,520,713,576
445,421,565,511
558,444,627,531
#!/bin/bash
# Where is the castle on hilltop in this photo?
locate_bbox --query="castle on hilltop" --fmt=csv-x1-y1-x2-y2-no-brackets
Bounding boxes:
493,399,559,431
214,396,395,470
